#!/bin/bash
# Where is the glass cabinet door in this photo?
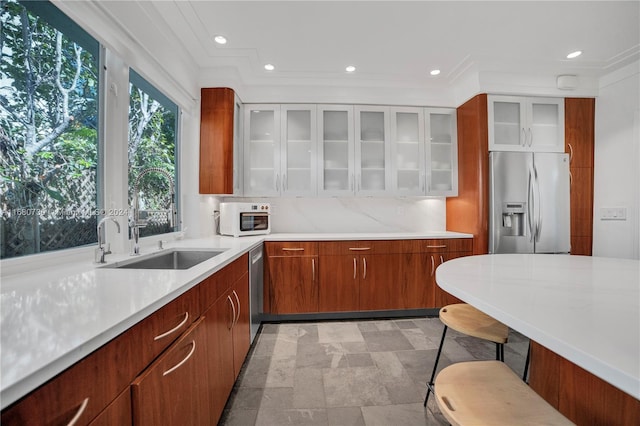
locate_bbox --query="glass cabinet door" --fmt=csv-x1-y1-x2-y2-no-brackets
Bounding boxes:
317,105,354,195
243,105,280,196
425,108,458,196
488,97,525,149
281,105,316,196
355,106,390,194
391,108,425,194
529,99,564,152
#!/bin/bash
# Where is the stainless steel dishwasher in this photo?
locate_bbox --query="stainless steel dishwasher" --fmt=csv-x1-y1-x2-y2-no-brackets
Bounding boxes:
249,245,263,343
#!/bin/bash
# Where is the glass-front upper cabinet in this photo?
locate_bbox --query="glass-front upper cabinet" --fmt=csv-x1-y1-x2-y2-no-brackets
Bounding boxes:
425,108,458,196
355,106,391,195
280,105,317,196
390,107,425,195
317,105,354,196
488,95,564,152
243,105,281,196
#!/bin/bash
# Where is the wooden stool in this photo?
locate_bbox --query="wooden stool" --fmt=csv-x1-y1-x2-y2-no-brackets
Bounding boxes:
434,360,574,425
424,303,509,406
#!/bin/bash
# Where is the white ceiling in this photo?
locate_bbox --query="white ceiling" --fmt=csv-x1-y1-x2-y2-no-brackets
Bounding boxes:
75,1,640,105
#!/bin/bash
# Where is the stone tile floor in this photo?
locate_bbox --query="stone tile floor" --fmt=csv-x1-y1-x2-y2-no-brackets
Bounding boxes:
219,317,530,426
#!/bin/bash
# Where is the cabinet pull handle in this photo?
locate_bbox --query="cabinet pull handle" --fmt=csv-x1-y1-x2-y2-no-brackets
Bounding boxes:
568,143,574,163
312,258,316,282
426,244,447,249
163,341,196,376
353,258,357,280
430,255,435,277
154,312,189,341
440,255,444,265
232,290,241,326
528,128,533,147
569,171,573,187
282,247,304,251
348,247,371,251
227,295,235,330
521,128,526,147
66,397,89,426
362,257,367,279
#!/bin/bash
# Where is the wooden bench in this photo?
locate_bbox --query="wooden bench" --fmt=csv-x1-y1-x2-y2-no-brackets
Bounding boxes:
434,360,574,425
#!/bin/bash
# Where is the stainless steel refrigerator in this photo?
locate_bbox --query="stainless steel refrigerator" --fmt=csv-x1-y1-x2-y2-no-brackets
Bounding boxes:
489,151,570,254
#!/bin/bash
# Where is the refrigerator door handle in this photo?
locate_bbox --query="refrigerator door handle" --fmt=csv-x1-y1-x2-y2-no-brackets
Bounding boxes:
534,165,542,242
527,165,535,242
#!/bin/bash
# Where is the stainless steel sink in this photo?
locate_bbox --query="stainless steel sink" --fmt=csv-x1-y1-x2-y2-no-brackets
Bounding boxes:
102,248,227,270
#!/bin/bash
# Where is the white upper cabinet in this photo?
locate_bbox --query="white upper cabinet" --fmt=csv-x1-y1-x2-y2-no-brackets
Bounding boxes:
317,105,355,196
280,105,317,196
390,107,425,195
488,95,564,152
425,108,458,196
243,102,459,198
355,106,392,195
243,104,317,197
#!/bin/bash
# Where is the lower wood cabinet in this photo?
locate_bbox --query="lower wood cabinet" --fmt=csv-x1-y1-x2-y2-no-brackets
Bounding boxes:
131,318,210,426
265,242,319,314
2,255,251,426
266,238,473,314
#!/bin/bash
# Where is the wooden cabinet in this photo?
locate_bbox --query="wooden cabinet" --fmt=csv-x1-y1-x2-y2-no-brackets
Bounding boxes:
488,95,564,152
446,94,490,255
199,254,250,424
1,283,199,426
131,317,210,426
318,241,405,312
565,98,594,255
529,341,640,425
264,242,318,314
2,256,249,426
200,87,243,195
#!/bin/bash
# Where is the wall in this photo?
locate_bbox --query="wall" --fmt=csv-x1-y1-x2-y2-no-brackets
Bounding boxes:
216,197,446,235
593,61,640,259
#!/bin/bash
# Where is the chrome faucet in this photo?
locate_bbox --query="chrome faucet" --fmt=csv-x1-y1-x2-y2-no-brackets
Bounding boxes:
129,167,176,255
95,216,121,263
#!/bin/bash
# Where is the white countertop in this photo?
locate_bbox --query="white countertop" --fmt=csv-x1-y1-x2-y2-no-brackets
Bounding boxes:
436,254,640,400
0,231,470,409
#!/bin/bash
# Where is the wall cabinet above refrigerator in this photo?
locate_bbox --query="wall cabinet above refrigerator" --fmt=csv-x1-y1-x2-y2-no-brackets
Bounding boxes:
487,95,565,152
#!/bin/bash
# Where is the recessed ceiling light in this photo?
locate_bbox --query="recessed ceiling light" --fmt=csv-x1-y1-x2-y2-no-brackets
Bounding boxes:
345,65,356,73
430,69,441,76
566,50,582,59
214,35,227,45
264,64,275,71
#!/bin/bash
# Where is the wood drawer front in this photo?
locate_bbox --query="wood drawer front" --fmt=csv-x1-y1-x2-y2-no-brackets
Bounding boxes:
1,322,138,426
199,254,249,311
422,238,472,253
265,241,318,256
318,240,404,255
127,286,200,375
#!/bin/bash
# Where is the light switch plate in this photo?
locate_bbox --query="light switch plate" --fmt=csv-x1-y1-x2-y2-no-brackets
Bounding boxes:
600,207,627,220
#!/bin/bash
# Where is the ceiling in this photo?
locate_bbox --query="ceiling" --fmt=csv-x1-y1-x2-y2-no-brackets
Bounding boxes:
80,1,640,105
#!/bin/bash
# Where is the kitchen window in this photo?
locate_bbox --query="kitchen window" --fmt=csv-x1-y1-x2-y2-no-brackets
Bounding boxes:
0,0,101,259
128,69,179,238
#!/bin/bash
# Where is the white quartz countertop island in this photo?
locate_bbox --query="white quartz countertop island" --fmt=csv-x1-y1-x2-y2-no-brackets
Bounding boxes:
435,254,640,399
0,230,470,409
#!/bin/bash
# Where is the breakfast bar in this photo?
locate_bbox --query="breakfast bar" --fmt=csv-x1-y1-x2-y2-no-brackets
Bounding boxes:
436,254,640,424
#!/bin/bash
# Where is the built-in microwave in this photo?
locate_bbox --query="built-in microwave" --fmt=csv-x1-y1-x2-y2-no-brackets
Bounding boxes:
219,202,271,237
